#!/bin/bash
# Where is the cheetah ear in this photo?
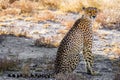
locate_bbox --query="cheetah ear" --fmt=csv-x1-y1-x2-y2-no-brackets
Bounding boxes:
82,7,86,10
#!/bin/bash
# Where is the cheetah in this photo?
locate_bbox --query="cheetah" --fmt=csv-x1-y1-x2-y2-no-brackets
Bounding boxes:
55,7,100,75
7,7,100,78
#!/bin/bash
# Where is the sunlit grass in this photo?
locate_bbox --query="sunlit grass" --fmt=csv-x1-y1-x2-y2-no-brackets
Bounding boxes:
38,0,61,9
0,0,119,27
59,0,83,12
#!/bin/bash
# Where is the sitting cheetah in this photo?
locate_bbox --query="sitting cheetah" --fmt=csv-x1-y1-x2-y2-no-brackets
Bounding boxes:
55,7,100,75
7,7,100,78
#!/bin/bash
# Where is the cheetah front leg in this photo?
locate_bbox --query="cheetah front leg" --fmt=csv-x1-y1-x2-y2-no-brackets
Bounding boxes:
83,49,95,75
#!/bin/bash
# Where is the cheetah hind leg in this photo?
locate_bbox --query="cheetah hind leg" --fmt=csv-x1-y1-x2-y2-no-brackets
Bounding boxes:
86,61,101,76
86,61,95,75
85,55,100,76
83,50,99,76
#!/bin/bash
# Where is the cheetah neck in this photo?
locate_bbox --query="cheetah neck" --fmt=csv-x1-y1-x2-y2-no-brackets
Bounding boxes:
82,15,95,26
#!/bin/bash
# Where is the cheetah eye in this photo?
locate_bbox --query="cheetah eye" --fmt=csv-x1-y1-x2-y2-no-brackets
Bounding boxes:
94,10,97,13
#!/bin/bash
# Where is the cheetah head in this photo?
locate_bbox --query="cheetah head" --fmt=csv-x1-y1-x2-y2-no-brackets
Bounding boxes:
82,7,100,19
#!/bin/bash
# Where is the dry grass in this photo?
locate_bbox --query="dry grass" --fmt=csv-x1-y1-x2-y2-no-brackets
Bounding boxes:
0,0,119,29
33,10,55,22
9,0,17,4
19,0,33,13
0,8,21,16
0,0,9,10
57,29,68,34
95,0,120,27
61,20,75,29
0,56,19,72
38,0,61,10
112,42,120,56
59,0,83,12
103,42,120,59
0,0,119,19
0,0,38,15
34,36,60,48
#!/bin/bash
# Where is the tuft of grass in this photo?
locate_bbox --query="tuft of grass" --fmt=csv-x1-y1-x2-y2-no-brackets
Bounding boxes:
112,42,120,57
0,0,9,10
19,0,34,13
38,0,61,10
0,56,19,73
0,8,21,16
59,0,83,12
34,36,60,48
22,62,30,77
9,0,17,4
